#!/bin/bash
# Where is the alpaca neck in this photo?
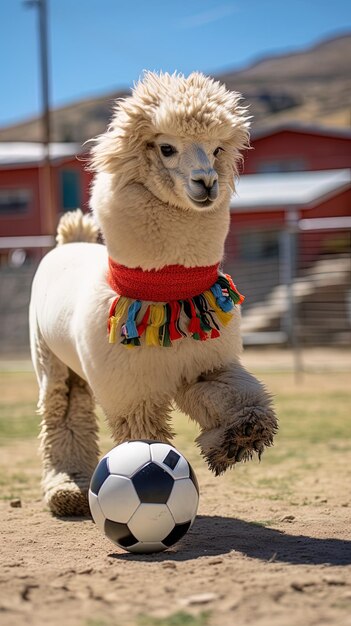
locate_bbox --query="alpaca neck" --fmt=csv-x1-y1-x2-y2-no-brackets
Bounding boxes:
92,174,231,270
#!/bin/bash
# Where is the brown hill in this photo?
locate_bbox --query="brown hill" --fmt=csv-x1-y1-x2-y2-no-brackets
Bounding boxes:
218,32,351,130
0,32,350,144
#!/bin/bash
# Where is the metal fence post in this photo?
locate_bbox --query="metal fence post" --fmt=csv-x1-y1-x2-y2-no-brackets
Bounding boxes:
281,207,304,382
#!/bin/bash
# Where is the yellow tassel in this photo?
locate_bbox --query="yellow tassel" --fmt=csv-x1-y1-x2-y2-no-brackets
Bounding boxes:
204,290,233,326
108,297,130,344
109,317,117,344
145,304,166,346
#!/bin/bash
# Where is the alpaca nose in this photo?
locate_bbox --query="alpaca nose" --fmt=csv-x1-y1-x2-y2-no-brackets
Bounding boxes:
191,169,218,192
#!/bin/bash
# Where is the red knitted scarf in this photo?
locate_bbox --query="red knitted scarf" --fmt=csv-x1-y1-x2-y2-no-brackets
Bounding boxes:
107,258,220,301
106,258,244,347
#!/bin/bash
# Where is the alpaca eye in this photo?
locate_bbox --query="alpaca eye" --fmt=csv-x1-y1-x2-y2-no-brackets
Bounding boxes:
213,147,223,157
160,144,177,157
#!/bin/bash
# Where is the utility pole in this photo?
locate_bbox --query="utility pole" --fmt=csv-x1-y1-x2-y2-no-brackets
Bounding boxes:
25,0,55,236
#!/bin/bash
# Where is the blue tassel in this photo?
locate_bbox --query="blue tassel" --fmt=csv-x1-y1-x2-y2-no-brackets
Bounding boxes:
210,283,233,312
122,300,142,339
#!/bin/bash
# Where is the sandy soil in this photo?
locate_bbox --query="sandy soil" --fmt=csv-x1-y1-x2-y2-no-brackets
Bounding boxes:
1,443,350,626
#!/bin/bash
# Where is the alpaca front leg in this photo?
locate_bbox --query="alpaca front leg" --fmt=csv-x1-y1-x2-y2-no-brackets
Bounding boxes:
105,396,174,445
175,362,278,475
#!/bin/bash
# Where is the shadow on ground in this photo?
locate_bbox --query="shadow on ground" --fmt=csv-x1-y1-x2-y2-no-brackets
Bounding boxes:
108,515,351,566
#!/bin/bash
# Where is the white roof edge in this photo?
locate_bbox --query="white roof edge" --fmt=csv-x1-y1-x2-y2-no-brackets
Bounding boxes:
0,142,83,166
231,168,351,211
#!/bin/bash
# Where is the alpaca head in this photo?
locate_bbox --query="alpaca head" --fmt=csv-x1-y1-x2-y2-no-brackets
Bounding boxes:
90,72,250,213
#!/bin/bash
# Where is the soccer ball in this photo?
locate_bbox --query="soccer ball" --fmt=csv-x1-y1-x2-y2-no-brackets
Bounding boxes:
89,441,199,553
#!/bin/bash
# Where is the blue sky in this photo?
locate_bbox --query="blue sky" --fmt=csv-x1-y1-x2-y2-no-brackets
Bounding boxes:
0,0,350,127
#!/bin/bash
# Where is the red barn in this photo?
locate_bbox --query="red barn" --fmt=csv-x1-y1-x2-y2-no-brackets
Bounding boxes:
0,143,91,263
245,124,351,173
228,168,351,260
225,126,351,316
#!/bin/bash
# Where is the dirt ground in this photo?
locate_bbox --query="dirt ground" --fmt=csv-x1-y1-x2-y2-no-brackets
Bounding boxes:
0,349,351,626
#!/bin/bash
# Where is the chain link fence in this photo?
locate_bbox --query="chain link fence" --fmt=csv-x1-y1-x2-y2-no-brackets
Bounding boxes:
225,216,351,355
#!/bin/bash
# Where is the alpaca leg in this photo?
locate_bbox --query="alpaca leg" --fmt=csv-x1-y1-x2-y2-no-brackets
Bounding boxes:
33,339,99,516
105,396,174,445
175,362,278,475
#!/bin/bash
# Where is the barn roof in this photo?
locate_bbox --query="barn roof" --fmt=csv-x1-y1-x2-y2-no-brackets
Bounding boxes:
0,142,82,166
251,123,351,141
231,168,351,211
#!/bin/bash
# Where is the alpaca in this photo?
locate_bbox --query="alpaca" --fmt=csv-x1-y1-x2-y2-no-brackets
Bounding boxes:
29,72,277,516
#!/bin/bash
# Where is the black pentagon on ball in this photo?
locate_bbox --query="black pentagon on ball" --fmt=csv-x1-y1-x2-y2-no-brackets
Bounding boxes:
162,520,192,547
104,519,138,547
163,449,181,470
90,457,109,495
132,462,174,503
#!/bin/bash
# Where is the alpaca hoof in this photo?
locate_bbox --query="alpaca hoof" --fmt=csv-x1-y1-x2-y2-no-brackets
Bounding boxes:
43,472,91,517
48,487,90,517
197,407,278,476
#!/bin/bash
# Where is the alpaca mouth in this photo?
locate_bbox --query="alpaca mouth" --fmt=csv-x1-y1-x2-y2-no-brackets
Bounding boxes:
186,182,218,209
190,197,215,208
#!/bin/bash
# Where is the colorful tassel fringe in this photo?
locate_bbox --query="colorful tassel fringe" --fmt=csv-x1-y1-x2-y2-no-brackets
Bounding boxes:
108,273,244,348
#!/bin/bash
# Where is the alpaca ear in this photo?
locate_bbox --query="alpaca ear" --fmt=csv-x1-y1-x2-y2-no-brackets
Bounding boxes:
89,97,155,174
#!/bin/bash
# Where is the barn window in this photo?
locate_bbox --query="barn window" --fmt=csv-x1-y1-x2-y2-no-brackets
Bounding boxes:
0,189,31,214
61,170,81,211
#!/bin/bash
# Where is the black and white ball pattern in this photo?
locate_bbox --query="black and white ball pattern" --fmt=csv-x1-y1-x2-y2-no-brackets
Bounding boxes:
89,441,199,553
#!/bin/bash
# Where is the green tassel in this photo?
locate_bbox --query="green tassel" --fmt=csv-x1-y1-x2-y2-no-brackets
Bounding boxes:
228,287,241,304
217,275,242,305
163,304,172,347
